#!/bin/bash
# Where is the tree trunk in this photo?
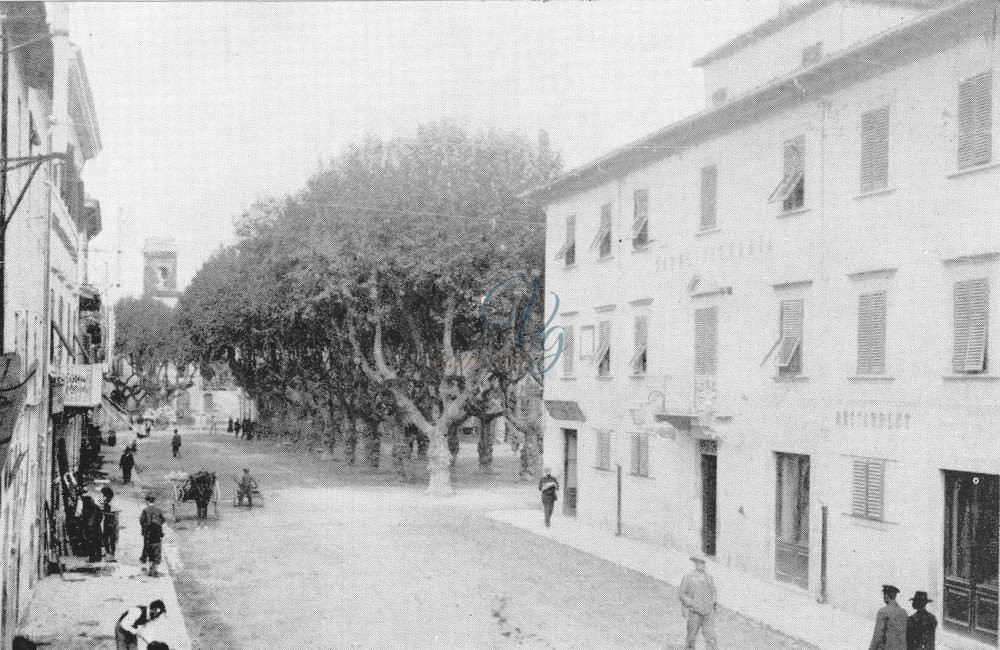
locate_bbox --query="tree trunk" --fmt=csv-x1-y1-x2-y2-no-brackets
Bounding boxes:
344,418,358,465
447,426,460,468
477,420,494,473
426,419,453,495
365,419,381,468
388,420,410,480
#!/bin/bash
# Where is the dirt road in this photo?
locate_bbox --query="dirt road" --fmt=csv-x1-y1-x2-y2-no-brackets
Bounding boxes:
130,427,813,649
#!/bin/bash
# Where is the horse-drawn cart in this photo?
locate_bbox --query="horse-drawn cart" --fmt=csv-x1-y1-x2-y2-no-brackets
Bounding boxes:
167,470,219,520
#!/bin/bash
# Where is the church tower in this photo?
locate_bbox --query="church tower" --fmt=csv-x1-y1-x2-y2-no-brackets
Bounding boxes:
142,237,180,308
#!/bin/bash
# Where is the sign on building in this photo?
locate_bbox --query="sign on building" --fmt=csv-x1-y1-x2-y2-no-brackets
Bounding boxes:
63,364,103,407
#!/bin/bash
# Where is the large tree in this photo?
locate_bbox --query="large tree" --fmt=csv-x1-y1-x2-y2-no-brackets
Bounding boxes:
111,296,189,409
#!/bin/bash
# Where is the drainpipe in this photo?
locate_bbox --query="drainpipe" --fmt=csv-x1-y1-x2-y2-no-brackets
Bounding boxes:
0,12,9,352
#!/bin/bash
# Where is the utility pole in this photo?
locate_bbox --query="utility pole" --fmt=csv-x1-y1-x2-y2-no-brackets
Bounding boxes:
0,11,9,353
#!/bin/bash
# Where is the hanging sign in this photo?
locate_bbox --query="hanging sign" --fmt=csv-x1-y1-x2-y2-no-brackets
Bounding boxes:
62,364,103,408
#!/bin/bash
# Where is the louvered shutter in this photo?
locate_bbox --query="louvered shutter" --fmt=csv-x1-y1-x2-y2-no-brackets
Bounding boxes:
866,460,885,520
852,459,868,517
602,430,611,469
954,281,972,372
594,203,613,255
563,326,574,375
633,190,649,247
630,434,640,475
632,316,648,374
640,435,649,476
777,300,803,369
860,107,889,194
785,137,804,174
695,307,718,376
965,278,988,372
857,292,887,375
700,165,717,230
958,72,993,170
597,321,611,375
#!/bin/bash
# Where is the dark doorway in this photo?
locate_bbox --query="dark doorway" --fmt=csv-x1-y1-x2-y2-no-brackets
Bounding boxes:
563,429,577,516
700,441,717,556
944,471,998,643
775,452,810,589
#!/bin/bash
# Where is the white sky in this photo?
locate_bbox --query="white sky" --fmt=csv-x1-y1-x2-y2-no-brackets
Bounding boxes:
68,1,778,299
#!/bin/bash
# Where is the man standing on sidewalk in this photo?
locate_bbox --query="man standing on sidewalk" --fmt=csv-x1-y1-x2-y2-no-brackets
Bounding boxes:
170,429,182,458
139,495,166,577
119,446,135,484
906,591,936,649
538,468,559,527
869,584,907,650
679,554,718,650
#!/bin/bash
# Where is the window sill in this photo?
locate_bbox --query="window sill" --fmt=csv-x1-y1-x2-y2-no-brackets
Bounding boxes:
947,161,999,180
596,255,614,263
852,187,896,201
777,206,810,219
597,375,614,381
942,374,999,381
843,513,899,528
847,375,895,382
560,374,577,381
695,227,721,237
630,372,648,379
773,375,809,382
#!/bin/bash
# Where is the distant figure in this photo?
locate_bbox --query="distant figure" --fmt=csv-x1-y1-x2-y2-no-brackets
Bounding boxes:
680,554,718,650
537,468,559,527
119,447,135,484
190,470,215,520
144,421,152,438
236,468,258,507
227,417,234,433
101,486,118,561
116,599,166,650
171,429,182,458
139,495,165,577
869,584,907,650
234,420,242,438
907,591,936,650
207,414,218,435
81,495,103,562
244,418,253,440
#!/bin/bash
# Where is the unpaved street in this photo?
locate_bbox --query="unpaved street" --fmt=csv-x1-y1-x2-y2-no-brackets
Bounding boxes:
130,428,814,649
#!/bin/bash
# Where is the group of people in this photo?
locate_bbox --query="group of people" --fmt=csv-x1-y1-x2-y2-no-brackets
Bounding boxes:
75,485,118,563
870,584,937,650
116,599,170,650
229,417,256,440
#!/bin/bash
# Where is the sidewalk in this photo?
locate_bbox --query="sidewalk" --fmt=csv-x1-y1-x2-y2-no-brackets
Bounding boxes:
16,471,191,649
489,508,992,650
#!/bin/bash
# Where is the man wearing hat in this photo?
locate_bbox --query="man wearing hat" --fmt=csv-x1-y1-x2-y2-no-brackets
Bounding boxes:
869,584,908,650
907,591,936,649
679,553,718,649
538,468,559,528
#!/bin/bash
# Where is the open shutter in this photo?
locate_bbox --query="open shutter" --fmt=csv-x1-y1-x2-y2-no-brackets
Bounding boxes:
866,460,885,521
563,326,574,375
776,300,803,369
700,165,717,230
860,107,889,194
556,216,576,261
632,190,649,247
631,316,648,374
958,71,993,170
965,278,988,372
592,204,613,254
852,459,868,517
630,434,640,475
596,321,611,374
954,280,972,372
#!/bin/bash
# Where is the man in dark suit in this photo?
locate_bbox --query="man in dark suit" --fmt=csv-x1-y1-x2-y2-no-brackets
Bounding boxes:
907,591,937,649
538,468,559,527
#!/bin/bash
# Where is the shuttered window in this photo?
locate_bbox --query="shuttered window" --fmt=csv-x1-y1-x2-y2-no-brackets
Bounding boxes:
857,292,887,375
694,306,718,376
700,165,717,230
852,458,885,521
631,315,648,375
954,278,989,373
592,203,613,257
776,299,803,375
768,136,805,211
958,71,993,170
555,215,576,266
562,325,575,376
596,320,612,377
633,189,649,249
860,107,889,194
630,433,649,477
595,430,611,470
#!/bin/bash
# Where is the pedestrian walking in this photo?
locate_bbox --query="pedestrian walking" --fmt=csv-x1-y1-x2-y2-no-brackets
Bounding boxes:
236,468,258,507
869,584,908,650
101,486,118,561
144,421,152,438
208,414,218,435
680,554,718,649
170,429,181,458
907,591,937,650
115,599,166,650
227,417,234,433
234,419,242,438
119,446,135,484
139,495,165,577
81,494,103,562
538,468,559,527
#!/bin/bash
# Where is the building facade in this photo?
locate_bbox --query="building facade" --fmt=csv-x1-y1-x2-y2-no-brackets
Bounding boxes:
534,0,1000,645
142,236,180,308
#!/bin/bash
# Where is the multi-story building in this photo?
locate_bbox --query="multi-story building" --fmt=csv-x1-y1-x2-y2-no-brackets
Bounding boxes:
0,3,102,643
532,0,1000,644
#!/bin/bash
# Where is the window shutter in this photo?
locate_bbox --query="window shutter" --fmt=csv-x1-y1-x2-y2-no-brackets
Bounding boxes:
563,326,575,375
640,435,649,476
633,190,649,247
866,460,885,521
954,280,972,372
860,107,889,194
597,320,612,375
852,459,868,517
785,136,804,174
965,278,988,372
695,307,718,376
700,165,717,230
630,434,640,475
857,292,887,375
632,315,648,374
593,203,613,255
958,71,993,170
776,300,803,369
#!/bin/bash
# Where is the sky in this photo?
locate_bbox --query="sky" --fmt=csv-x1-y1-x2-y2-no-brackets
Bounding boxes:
67,0,779,299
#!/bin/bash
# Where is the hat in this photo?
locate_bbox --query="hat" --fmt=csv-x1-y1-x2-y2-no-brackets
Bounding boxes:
689,553,707,564
882,584,900,597
145,494,156,503
910,591,932,606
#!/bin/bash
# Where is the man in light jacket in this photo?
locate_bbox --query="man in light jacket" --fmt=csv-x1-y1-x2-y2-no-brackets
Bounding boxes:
679,554,718,649
869,584,908,650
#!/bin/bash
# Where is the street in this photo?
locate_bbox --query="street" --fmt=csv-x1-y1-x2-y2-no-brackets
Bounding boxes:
128,427,815,649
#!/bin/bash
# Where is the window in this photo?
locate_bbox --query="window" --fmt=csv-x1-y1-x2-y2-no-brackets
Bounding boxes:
857,292,887,375
630,433,649,477
700,164,717,230
776,299,803,376
592,203,613,258
852,458,885,521
957,71,993,170
632,189,649,249
555,215,576,266
595,430,611,470
801,42,822,67
580,325,595,362
694,306,718,376
596,320,611,377
631,315,648,375
953,278,988,373
860,107,889,194
768,136,805,211
562,325,575,376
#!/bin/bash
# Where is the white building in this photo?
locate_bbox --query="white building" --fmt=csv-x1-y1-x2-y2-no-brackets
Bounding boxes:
532,0,1000,645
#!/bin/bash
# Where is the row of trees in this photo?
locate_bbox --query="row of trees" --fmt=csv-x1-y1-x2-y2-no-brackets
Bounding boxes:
174,122,562,493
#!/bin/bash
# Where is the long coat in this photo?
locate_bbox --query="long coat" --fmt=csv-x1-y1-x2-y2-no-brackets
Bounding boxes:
870,601,908,650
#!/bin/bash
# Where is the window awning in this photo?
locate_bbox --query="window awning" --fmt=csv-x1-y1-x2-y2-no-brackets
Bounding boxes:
654,412,719,440
544,400,586,422
97,395,132,432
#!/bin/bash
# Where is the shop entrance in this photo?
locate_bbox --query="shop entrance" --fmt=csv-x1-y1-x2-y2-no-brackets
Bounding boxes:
775,453,810,589
562,429,577,516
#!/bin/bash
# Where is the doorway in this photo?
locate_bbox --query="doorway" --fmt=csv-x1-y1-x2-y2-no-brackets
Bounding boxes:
700,440,717,557
775,453,810,589
944,471,998,643
563,429,577,516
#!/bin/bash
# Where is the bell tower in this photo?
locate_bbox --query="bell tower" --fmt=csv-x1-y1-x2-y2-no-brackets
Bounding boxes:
142,237,180,308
